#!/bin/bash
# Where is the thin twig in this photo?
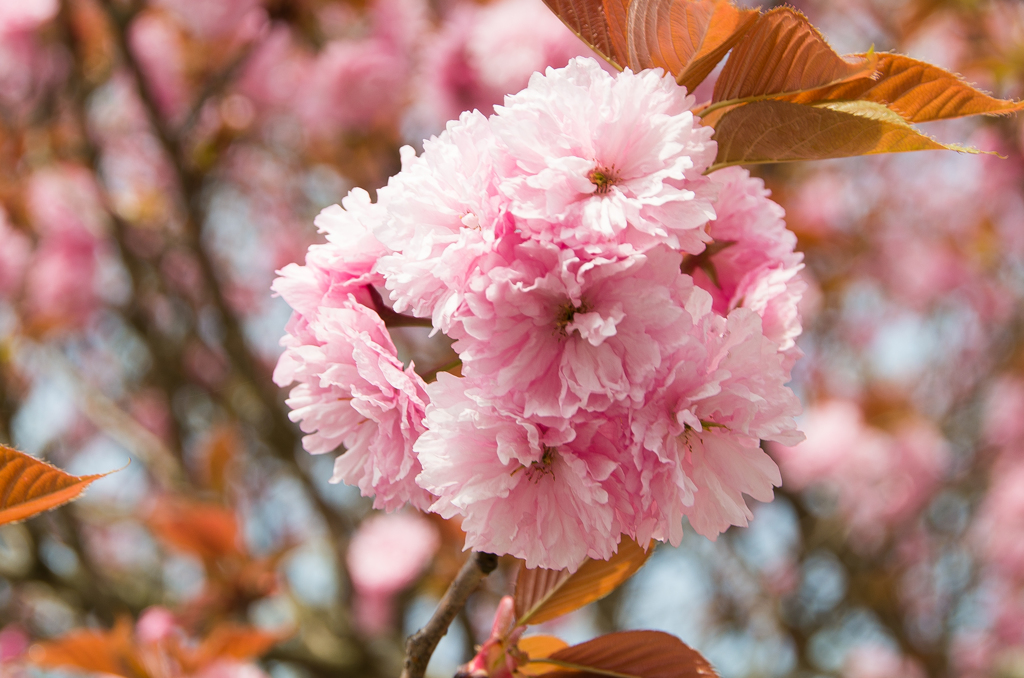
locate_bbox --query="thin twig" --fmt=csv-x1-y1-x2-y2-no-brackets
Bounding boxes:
402,552,498,678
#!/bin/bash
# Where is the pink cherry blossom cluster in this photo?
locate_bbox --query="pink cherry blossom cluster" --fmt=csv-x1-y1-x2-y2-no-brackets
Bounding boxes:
274,57,805,571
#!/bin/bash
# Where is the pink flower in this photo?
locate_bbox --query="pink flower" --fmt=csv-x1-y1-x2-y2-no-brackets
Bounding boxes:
132,608,272,678
274,299,433,511
0,209,30,299
274,193,432,511
415,373,629,571
152,0,264,40
277,57,807,567
457,596,524,678
301,39,407,133
772,401,949,545
25,164,105,238
0,625,28,663
128,13,190,121
369,0,427,56
375,110,510,330
450,244,696,422
0,0,56,34
412,0,595,130
693,166,806,357
136,607,178,644
843,644,927,678
24,166,106,328
346,512,439,634
983,377,1024,452
418,285,802,568
492,58,717,257
272,188,388,325
236,26,312,111
630,302,804,544
974,463,1024,582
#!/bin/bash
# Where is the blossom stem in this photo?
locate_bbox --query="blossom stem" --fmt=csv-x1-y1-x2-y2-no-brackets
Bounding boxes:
401,551,499,678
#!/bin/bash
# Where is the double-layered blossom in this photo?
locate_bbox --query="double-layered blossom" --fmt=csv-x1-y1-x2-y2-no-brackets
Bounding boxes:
492,59,717,257
630,300,804,546
416,373,627,569
276,57,806,569
449,244,694,421
695,167,807,357
375,110,509,329
417,279,802,569
273,190,432,511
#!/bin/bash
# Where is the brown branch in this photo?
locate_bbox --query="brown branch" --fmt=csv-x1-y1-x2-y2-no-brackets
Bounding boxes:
401,552,498,678
68,0,356,577
97,0,305,459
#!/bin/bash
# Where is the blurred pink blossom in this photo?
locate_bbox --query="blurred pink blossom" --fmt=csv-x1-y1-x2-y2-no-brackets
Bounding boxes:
301,37,410,134
773,401,949,545
153,0,264,40
346,512,440,634
25,164,106,238
0,0,56,34
412,0,596,130
300,0,425,135
983,377,1024,453
0,9,64,118
129,12,190,121
136,606,178,644
23,166,106,328
843,644,927,678
0,625,28,663
133,607,272,678
235,26,312,111
974,463,1024,582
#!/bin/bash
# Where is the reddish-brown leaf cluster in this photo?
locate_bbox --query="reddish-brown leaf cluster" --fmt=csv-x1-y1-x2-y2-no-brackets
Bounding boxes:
542,0,1024,168
30,616,290,678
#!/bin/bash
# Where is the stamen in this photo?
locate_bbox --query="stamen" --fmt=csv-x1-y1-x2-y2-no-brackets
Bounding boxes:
588,165,617,195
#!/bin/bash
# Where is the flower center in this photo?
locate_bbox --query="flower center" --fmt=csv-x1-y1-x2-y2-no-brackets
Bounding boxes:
511,446,557,482
527,446,557,481
554,299,590,337
588,165,617,195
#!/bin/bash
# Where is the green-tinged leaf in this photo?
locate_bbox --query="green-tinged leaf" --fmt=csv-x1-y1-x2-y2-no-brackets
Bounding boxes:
711,7,876,105
515,537,653,626
625,0,758,91
784,52,1024,122
709,99,982,170
541,0,630,69
0,444,113,526
528,630,718,678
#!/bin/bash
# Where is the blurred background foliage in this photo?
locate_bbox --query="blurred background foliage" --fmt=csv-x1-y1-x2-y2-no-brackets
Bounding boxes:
1,0,1024,677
